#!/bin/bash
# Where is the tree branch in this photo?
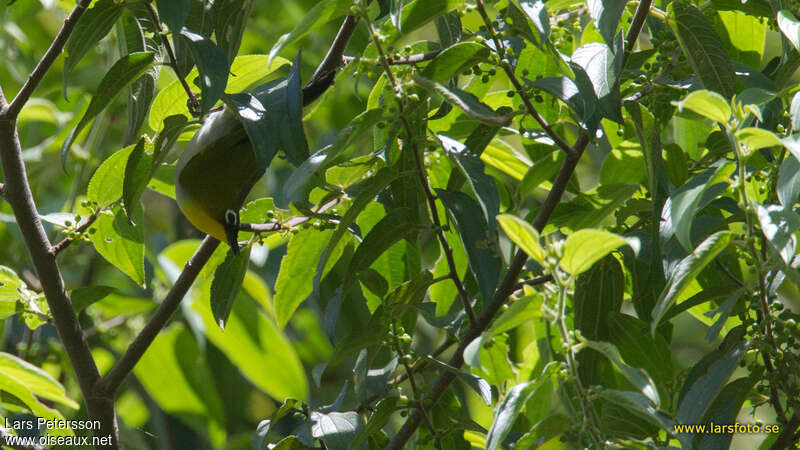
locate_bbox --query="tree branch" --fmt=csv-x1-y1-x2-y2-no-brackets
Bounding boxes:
342,50,442,66
0,89,117,446
771,413,800,450
50,210,101,256
4,0,92,119
386,133,591,450
98,236,220,395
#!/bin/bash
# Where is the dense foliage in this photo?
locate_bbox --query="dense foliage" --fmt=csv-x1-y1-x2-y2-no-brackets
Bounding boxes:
1,0,800,448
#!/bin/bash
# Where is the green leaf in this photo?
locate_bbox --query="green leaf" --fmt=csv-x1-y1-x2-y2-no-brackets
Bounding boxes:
777,10,800,52
274,229,337,329
485,362,559,450
179,28,230,116
526,76,591,120
210,247,250,329
777,154,800,206
670,2,736,98
315,168,403,296
421,42,489,83
283,52,310,166
736,127,782,154
667,162,735,251
652,231,732,332
671,90,731,125
69,285,115,313
268,0,353,65
574,255,624,385
135,325,225,446
122,138,151,221
87,144,136,206
61,52,156,166
117,11,158,145
425,357,492,406
0,352,79,410
413,75,512,126
570,40,623,123
213,0,254,62
509,0,550,45
156,0,190,32
696,377,757,450
596,389,674,434
756,204,800,265
496,214,546,263
435,12,462,47
587,0,628,45
438,134,500,229
487,293,542,336
89,206,146,287
348,397,397,450
347,208,416,277
607,313,674,388
560,229,627,276
149,54,290,130
0,369,73,437
581,340,660,406
437,190,502,305
63,0,125,81
675,340,746,446
311,411,365,450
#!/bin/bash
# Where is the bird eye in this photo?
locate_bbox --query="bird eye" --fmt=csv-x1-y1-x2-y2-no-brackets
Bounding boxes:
224,209,238,225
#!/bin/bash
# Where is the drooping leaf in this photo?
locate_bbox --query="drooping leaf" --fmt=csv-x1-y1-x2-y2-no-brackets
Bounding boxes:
756,204,800,265
179,28,230,116
587,0,628,45
425,357,492,406
311,411,366,450
437,190,502,305
210,247,251,329
670,2,736,98
63,0,126,82
156,0,190,32
269,0,353,64
213,0,254,62
421,42,489,83
413,75,512,126
652,231,732,332
777,154,800,206
88,144,137,207
61,52,156,166
122,138,152,221
671,90,732,125
581,340,660,406
438,134,500,229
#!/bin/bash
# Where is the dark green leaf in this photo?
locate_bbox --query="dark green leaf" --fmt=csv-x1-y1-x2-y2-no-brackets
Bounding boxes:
347,208,416,276
122,138,151,222
310,411,366,450
179,28,230,116
88,144,136,206
587,0,628,45
652,231,732,332
526,76,591,120
425,357,492,405
435,12,462,47
117,10,158,146
696,377,758,450
156,0,190,32
607,313,674,387
509,0,550,45
438,134,499,230
348,397,397,450
581,340,660,406
570,40,623,123
485,362,558,450
64,0,125,82
61,52,156,166
670,2,736,98
756,204,800,264
283,52,310,166
421,43,489,83
224,91,279,174
777,154,800,206
436,189,502,305
210,247,250,329
213,0,254,62
69,286,116,313
413,75,512,126
575,255,624,385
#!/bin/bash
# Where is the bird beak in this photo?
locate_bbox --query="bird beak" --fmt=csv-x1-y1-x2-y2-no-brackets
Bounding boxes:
224,223,240,255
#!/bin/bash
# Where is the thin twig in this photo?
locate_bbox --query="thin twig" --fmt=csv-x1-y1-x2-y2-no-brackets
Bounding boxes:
771,413,800,450
50,210,101,255
364,18,477,328
391,322,442,450
144,3,200,115
512,274,553,291
0,182,5,197
623,0,653,67
4,0,92,119
343,50,442,66
98,236,220,395
474,0,574,157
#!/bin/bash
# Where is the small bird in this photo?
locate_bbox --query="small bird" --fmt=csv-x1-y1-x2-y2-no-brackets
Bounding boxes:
175,107,260,254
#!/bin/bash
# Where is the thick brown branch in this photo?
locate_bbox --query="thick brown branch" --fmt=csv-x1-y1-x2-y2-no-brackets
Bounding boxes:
5,0,92,119
98,236,220,395
623,0,652,67
0,89,117,446
771,413,800,450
